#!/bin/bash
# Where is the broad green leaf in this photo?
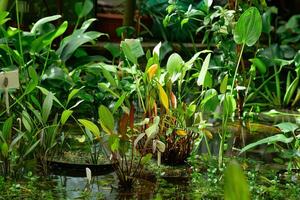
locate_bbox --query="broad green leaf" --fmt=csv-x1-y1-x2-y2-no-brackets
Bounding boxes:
59,31,103,61
224,160,250,200
121,39,144,65
31,15,61,34
158,84,169,112
79,119,100,138
240,134,294,154
197,53,211,86
0,11,9,25
22,111,33,132
220,74,228,94
31,21,68,53
102,70,117,87
249,57,266,74
223,94,236,116
75,0,93,18
145,116,160,140
166,53,184,82
42,92,54,123
61,110,73,125
275,122,299,133
1,142,9,157
234,7,262,46
98,105,115,134
108,135,120,152
25,66,38,94
2,116,13,140
141,153,152,165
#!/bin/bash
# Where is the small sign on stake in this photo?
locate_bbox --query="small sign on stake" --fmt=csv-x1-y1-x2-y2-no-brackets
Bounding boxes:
0,70,20,115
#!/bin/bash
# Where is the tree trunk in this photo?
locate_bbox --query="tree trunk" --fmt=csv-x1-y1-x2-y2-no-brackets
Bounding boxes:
123,0,136,27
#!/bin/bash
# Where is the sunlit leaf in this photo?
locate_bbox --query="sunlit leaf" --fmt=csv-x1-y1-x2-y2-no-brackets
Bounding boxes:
197,53,211,86
158,84,169,112
79,119,100,138
61,110,73,125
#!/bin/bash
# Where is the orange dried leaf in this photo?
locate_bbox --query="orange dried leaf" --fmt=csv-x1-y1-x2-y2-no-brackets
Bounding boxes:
147,64,158,81
158,83,169,112
176,129,187,136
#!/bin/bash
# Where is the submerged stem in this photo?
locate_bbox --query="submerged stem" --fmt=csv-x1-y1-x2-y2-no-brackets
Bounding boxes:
231,43,245,95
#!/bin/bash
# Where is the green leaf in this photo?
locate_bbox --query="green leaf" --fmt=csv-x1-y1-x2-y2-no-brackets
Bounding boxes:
2,116,13,141
197,53,211,86
42,92,54,123
166,53,184,82
22,111,33,132
0,11,10,25
31,15,61,34
249,57,266,74
283,77,299,106
79,119,100,138
223,94,236,116
220,74,228,94
240,134,294,154
98,83,120,98
98,105,115,134
75,0,93,18
67,88,83,105
113,93,126,113
275,122,299,133
1,142,9,157
121,39,144,65
61,110,73,125
234,7,262,46
25,66,38,94
224,160,250,200
141,153,152,165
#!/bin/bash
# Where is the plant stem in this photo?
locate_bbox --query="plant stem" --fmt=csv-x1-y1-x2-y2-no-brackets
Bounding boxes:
231,43,245,95
274,65,281,105
15,0,24,66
